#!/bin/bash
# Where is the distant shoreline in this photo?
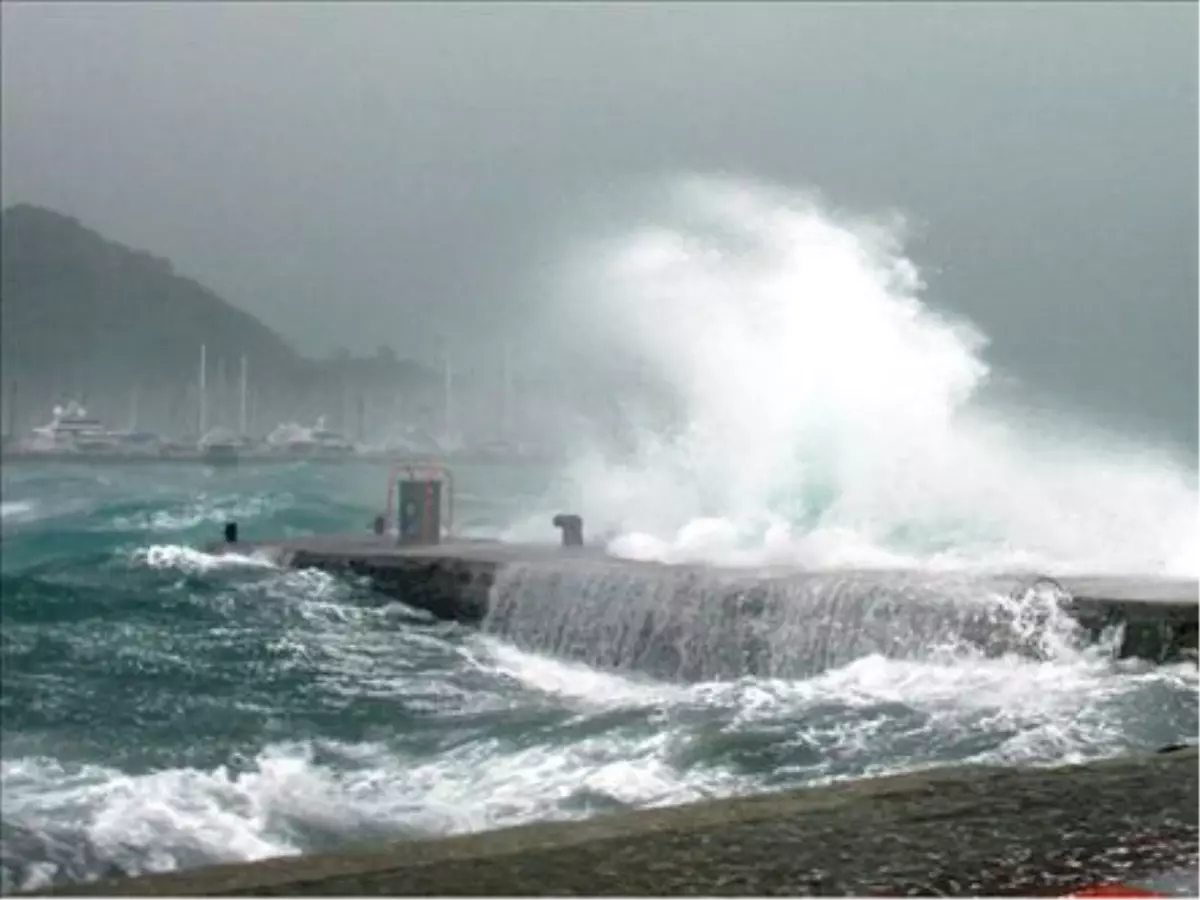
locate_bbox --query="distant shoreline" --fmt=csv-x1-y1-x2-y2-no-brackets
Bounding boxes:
0,451,555,467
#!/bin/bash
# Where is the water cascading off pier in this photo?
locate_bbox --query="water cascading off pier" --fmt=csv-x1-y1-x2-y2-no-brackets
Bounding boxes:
482,564,1098,681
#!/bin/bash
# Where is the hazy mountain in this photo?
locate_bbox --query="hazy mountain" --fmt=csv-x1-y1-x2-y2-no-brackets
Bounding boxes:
0,204,441,437
1,203,302,390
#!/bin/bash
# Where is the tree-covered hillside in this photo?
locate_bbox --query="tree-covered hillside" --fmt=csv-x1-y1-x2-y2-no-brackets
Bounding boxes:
0,204,440,437
0,204,303,393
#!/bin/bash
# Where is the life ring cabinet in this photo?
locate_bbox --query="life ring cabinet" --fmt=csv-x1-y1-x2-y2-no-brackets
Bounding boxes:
383,460,454,546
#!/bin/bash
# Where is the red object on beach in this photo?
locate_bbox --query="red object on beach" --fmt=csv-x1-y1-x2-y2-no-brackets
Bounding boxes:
1065,884,1169,898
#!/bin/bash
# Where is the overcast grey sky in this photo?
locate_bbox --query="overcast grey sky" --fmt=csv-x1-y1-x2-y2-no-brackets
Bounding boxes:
1,1,1196,448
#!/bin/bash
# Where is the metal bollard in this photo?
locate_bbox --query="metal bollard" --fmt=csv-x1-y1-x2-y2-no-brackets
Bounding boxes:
552,513,584,547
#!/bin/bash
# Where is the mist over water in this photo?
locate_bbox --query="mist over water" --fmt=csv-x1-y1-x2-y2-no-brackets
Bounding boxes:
1,177,1196,892
519,176,1197,577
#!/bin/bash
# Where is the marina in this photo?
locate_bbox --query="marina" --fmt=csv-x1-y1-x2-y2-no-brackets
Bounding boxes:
1,341,559,467
0,446,552,466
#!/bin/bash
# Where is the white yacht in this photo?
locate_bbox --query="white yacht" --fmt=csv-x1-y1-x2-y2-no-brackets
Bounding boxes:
107,429,166,456
198,426,243,464
361,424,446,459
264,416,356,457
20,402,122,454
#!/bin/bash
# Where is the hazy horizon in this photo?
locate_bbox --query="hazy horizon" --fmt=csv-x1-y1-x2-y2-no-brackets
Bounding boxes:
1,2,1195,450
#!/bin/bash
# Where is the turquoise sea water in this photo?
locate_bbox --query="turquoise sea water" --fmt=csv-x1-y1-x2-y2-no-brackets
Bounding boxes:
1,460,1196,892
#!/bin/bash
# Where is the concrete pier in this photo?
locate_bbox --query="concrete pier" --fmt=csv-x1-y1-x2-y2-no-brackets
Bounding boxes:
208,531,1200,664
35,746,1200,896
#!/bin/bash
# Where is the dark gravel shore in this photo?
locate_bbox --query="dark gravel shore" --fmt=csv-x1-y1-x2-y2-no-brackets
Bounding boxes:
33,746,1198,898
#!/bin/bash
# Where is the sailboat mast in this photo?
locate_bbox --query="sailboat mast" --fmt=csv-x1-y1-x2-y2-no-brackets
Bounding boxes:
442,343,454,442
501,343,513,440
198,343,208,435
239,355,248,436
6,380,17,439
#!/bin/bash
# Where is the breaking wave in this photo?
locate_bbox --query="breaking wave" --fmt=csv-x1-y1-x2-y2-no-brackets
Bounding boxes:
1,177,1196,892
523,175,1197,577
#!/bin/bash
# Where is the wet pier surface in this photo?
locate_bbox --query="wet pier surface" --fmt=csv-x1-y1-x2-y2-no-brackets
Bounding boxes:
37,746,1200,897
210,533,1199,664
